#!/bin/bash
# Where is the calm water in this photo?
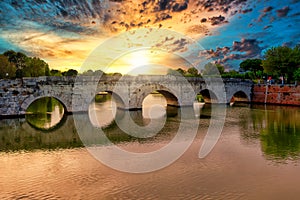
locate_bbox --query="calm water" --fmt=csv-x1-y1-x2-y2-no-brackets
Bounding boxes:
1,94,300,199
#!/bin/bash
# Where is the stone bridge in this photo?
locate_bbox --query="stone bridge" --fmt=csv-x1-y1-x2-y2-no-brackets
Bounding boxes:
0,75,253,116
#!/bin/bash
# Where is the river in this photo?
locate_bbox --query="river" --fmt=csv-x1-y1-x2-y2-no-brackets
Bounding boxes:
0,94,300,199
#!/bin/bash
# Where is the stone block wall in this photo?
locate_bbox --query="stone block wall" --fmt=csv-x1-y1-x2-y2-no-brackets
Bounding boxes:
252,85,300,106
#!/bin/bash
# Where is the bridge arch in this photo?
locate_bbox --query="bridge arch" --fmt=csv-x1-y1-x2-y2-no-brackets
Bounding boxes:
229,90,250,104
197,89,219,104
21,95,69,114
132,84,179,109
94,89,125,109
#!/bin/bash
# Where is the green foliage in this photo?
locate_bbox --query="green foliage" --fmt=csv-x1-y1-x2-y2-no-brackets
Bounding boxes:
176,68,185,75
0,55,17,78
222,70,244,79
240,59,263,73
167,67,202,77
94,70,105,76
294,68,300,81
216,64,225,74
62,69,78,76
202,63,224,76
196,94,204,102
187,67,200,76
81,69,114,76
82,70,94,76
262,46,300,83
2,50,50,77
50,69,62,76
23,57,50,77
167,68,180,75
3,50,27,70
109,72,122,77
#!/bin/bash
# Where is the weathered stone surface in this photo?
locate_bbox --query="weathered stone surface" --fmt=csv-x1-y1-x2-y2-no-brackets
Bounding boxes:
0,76,253,116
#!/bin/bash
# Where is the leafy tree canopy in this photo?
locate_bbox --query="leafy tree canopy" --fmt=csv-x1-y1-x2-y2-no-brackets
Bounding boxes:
240,59,263,73
187,67,200,77
0,55,16,79
262,46,300,82
202,63,224,76
62,69,78,76
2,50,50,77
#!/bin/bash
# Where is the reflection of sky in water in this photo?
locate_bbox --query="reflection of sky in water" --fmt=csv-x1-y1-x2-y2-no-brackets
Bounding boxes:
89,94,168,128
142,94,167,119
89,93,207,128
47,106,64,129
193,102,205,118
89,98,117,128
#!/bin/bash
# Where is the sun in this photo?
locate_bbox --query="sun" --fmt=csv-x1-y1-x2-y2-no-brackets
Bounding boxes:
107,49,154,75
128,50,150,68
105,49,181,75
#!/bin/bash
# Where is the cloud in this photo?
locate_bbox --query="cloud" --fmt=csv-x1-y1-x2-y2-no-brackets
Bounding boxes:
232,38,263,57
257,13,267,22
199,47,230,59
199,0,248,14
256,6,274,23
263,6,273,13
199,38,263,66
276,6,290,17
263,25,273,30
209,15,228,26
239,8,253,14
154,0,189,12
155,36,189,53
186,25,209,35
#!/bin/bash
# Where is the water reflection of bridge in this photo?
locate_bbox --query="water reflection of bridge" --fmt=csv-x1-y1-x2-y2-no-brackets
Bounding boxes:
2,104,299,163
0,102,217,151
0,76,253,117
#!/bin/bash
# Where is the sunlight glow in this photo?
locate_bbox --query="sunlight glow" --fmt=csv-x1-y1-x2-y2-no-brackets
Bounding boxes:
106,49,165,75
129,51,150,68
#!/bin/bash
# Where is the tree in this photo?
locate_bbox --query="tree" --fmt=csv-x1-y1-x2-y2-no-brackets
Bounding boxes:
0,55,16,79
23,57,50,77
82,70,94,76
176,68,186,75
222,70,244,79
167,68,180,76
62,69,78,76
3,50,51,77
294,68,300,81
240,59,263,73
94,70,105,76
3,50,28,78
187,67,200,76
202,63,224,76
50,69,62,76
216,64,225,74
167,68,187,76
262,46,300,83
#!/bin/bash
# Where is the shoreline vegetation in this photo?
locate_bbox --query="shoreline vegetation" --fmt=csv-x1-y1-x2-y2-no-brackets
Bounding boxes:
1,45,300,83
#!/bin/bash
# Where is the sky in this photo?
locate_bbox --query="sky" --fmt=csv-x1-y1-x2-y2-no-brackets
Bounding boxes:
0,0,300,74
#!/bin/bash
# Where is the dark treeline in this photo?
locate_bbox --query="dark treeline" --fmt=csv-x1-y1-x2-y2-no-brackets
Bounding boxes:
0,50,123,79
0,50,50,78
0,50,83,78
